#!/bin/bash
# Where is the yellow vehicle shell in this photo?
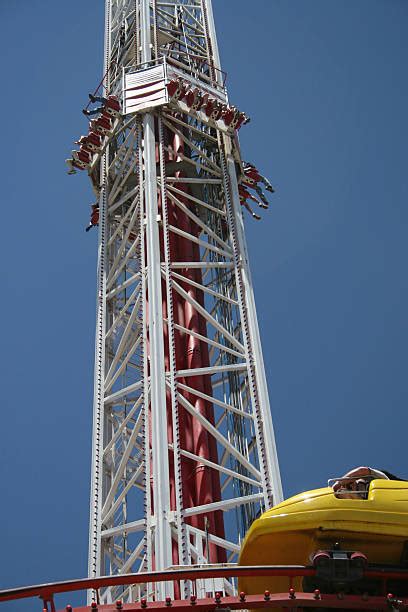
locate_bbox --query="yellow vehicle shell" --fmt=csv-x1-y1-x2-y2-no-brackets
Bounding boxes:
238,479,408,596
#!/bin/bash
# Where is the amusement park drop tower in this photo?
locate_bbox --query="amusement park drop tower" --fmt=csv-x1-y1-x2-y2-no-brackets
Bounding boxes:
85,0,282,603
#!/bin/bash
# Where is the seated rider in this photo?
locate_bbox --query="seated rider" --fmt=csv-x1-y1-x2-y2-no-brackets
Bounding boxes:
86,204,100,232
332,466,403,499
83,93,120,117
239,162,274,208
238,185,261,220
243,161,275,193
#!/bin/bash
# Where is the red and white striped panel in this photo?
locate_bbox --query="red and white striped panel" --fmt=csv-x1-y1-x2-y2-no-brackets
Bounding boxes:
124,65,167,114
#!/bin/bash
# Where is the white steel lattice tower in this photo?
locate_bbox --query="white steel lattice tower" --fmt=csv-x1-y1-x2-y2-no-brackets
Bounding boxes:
87,0,282,603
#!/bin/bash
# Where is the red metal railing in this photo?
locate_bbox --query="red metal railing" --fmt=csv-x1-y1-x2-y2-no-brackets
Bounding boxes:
0,565,407,611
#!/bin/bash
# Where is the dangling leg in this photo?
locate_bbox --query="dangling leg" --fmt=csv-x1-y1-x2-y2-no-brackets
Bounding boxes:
259,174,275,193
66,159,77,175
242,201,261,220
253,184,270,207
89,93,107,104
83,105,105,117
248,192,268,210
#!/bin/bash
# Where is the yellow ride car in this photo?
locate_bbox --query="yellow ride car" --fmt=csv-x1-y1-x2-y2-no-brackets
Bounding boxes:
238,479,408,598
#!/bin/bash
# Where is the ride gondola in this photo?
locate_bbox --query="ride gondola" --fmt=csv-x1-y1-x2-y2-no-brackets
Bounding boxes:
239,477,408,605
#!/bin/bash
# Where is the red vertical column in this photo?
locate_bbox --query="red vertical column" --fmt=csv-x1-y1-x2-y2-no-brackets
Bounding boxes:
152,120,226,566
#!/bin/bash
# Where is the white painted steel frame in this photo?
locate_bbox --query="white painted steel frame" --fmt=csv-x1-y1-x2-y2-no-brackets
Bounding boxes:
87,0,282,604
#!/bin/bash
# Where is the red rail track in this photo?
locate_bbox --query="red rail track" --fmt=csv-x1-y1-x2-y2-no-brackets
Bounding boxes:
1,565,407,611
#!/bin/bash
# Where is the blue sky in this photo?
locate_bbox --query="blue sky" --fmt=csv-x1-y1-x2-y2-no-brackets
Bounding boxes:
0,1,407,609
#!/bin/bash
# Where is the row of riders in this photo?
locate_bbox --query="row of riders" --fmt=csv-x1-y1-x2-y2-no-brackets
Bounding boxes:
66,89,274,230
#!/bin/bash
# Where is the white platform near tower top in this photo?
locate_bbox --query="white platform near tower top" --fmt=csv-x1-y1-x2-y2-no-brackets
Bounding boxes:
123,59,227,115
